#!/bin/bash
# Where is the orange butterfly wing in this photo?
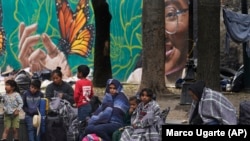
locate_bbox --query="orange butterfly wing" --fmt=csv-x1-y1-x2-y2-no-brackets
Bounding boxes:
56,0,74,40
56,0,94,57
0,0,5,55
71,25,94,56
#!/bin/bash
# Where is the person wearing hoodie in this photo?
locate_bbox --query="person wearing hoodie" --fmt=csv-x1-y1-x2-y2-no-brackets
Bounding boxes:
188,80,237,125
22,79,44,141
82,79,129,141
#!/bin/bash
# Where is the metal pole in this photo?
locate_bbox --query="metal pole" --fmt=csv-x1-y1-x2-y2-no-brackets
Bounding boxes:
179,0,195,105
241,0,250,92
188,0,194,58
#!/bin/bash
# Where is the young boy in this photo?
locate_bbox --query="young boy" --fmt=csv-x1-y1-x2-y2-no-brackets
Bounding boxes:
22,79,44,141
74,65,94,122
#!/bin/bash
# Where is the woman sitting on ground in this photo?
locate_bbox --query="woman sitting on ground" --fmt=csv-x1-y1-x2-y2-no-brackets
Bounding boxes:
82,79,129,141
45,67,74,105
112,96,141,141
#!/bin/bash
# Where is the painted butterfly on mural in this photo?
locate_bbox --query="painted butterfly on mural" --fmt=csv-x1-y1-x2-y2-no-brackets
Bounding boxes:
0,0,6,56
55,0,94,57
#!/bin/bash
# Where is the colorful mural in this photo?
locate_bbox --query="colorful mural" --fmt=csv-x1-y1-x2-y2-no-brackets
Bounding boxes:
0,0,6,57
0,0,143,82
0,0,95,78
107,0,142,81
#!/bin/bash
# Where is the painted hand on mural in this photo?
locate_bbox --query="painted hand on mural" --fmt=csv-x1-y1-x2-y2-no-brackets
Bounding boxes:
18,22,72,78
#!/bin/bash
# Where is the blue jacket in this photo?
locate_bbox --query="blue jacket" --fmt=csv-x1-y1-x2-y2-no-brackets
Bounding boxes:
88,79,129,125
22,90,44,116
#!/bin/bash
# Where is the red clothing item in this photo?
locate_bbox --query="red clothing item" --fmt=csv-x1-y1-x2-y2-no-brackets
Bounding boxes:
74,78,94,107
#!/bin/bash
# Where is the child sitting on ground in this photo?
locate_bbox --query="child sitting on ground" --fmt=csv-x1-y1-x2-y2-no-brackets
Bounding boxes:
120,88,162,141
112,96,140,141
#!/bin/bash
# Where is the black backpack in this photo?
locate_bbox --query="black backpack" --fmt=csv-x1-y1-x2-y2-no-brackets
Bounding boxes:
43,116,67,141
14,70,31,95
90,96,101,113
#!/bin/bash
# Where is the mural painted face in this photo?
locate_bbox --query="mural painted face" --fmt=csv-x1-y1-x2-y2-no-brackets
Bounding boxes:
165,0,189,85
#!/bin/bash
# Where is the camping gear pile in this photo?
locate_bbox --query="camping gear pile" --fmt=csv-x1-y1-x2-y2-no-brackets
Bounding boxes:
48,97,79,141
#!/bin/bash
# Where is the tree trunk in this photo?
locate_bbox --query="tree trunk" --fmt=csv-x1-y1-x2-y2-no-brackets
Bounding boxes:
197,0,221,90
140,0,170,96
92,0,112,87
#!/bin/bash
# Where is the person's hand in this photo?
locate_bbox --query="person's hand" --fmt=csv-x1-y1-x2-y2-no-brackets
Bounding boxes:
132,123,137,128
58,93,63,98
129,107,135,114
13,109,19,116
118,127,124,131
18,22,72,78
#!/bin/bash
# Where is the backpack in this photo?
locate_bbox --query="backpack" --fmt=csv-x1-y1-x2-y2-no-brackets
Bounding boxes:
45,116,67,141
14,70,31,95
67,118,81,141
48,98,78,141
90,96,101,113
82,134,102,141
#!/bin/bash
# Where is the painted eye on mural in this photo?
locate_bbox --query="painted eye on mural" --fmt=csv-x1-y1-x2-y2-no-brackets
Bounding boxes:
55,0,94,57
0,0,6,56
